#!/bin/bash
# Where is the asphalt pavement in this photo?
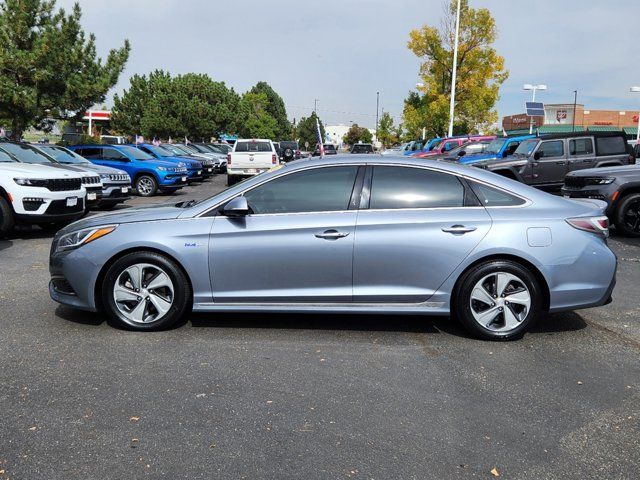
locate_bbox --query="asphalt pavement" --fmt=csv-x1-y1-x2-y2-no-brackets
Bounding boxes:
1,175,638,479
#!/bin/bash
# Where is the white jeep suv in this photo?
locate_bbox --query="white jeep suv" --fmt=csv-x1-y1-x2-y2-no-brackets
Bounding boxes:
0,151,86,234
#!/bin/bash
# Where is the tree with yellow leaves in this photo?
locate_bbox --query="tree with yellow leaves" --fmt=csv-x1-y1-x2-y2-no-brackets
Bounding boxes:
403,0,508,139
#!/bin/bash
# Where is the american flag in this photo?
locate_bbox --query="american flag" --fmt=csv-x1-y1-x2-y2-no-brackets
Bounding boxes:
315,117,324,158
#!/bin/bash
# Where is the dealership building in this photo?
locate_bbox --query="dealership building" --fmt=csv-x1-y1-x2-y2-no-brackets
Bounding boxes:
502,104,639,140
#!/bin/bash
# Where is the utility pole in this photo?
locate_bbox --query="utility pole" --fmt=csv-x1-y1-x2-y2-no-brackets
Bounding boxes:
314,99,318,114
375,91,380,144
447,0,461,138
572,90,578,132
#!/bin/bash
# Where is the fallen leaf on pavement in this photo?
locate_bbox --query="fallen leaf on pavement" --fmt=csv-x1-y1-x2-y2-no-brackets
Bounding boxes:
491,467,499,477
129,416,140,422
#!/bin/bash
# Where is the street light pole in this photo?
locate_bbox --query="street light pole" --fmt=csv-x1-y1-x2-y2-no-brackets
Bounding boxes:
375,91,380,143
314,99,318,114
631,87,640,144
523,84,547,134
572,90,577,132
447,0,461,138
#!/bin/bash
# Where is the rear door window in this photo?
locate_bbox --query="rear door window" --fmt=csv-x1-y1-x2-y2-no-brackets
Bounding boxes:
569,138,594,156
369,166,465,209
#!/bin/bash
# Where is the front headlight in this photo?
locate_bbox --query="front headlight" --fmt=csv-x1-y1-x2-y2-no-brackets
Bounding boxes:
56,225,118,252
585,177,615,185
157,166,168,171
99,173,111,180
14,178,47,187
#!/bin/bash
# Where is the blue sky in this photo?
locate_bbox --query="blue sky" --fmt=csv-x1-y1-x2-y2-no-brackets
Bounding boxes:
61,0,640,128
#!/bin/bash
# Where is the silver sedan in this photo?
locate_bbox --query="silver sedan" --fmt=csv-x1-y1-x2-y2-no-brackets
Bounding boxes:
49,156,616,340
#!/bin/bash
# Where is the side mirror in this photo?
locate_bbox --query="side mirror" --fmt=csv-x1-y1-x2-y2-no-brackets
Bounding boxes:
458,151,466,157
222,196,249,216
533,151,542,160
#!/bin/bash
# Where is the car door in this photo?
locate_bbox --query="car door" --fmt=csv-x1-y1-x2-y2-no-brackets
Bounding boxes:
531,139,567,185
567,137,595,172
353,165,492,303
209,165,362,303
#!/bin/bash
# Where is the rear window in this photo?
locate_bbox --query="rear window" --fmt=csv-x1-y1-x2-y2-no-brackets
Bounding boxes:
235,141,272,152
596,135,626,156
279,141,299,150
351,144,374,154
469,181,526,207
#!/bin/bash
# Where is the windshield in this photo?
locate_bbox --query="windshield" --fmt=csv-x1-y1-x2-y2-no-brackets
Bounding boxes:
0,143,54,164
214,144,232,153
485,138,507,154
431,139,445,150
514,139,539,156
146,145,175,157
0,149,16,162
189,144,210,153
161,144,188,155
39,145,90,164
208,145,227,154
121,146,154,160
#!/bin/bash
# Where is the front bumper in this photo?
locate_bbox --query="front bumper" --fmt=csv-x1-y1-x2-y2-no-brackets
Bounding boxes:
560,186,615,215
158,175,188,189
98,183,131,205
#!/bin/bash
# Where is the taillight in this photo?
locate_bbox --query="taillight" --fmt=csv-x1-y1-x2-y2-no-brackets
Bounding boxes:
227,154,231,166
295,150,300,155
566,216,609,237
629,154,636,165
272,154,277,164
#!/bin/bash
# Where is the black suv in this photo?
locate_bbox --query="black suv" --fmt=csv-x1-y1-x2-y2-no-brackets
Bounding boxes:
350,143,375,154
561,164,640,236
473,132,634,191
279,141,300,162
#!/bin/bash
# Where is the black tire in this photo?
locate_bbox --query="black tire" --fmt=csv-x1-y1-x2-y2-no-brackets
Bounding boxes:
0,196,15,235
614,192,640,237
227,175,237,186
135,174,158,197
101,251,191,331
453,260,543,341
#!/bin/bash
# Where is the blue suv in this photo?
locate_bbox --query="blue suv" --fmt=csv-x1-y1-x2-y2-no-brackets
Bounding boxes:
458,135,536,165
69,145,188,197
131,143,204,184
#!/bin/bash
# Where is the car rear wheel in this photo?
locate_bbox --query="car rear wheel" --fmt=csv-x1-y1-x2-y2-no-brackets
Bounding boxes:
614,193,640,237
227,175,238,186
454,260,542,340
0,196,15,235
102,252,191,331
135,175,158,197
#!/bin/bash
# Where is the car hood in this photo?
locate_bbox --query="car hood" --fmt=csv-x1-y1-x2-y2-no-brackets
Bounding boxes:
59,203,186,233
159,155,201,168
472,157,527,169
59,162,127,175
29,163,98,177
567,165,640,177
0,162,84,178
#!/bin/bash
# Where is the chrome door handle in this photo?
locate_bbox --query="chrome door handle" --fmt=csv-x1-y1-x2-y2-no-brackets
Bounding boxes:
441,225,477,235
315,229,350,240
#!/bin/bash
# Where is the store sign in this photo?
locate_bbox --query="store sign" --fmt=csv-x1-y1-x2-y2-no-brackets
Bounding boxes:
593,121,613,125
556,110,567,121
634,115,639,123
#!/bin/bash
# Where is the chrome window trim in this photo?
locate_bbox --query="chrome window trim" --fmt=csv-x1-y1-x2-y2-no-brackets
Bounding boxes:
197,162,532,217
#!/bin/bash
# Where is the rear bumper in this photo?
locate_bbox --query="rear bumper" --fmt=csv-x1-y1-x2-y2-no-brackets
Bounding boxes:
560,186,615,215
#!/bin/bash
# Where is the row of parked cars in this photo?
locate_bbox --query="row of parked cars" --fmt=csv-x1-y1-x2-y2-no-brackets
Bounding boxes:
394,131,639,236
0,140,232,235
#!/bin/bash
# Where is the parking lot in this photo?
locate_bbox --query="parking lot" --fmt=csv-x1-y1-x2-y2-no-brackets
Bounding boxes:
1,175,639,479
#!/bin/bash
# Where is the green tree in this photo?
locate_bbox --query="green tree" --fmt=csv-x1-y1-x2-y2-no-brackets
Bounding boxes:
0,0,130,139
376,112,398,148
112,71,240,139
343,123,372,146
249,81,290,139
295,112,325,150
237,92,278,139
403,0,508,138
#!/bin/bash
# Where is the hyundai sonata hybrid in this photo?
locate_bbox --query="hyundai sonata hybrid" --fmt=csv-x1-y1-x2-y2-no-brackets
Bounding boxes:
49,156,616,340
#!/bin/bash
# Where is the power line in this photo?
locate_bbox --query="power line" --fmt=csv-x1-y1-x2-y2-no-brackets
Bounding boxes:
285,104,401,121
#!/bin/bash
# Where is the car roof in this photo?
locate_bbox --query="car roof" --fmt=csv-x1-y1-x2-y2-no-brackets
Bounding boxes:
534,131,626,140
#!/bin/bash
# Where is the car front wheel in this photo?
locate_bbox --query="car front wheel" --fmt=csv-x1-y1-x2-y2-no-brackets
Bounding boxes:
135,175,158,197
454,260,542,340
614,193,640,237
102,252,191,331
0,196,15,235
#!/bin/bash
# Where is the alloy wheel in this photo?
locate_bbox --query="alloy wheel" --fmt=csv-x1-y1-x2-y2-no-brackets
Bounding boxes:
623,198,640,233
137,177,154,196
113,263,174,324
469,272,531,332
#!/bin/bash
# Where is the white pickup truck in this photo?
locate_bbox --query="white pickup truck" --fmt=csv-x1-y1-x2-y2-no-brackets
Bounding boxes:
226,139,278,186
